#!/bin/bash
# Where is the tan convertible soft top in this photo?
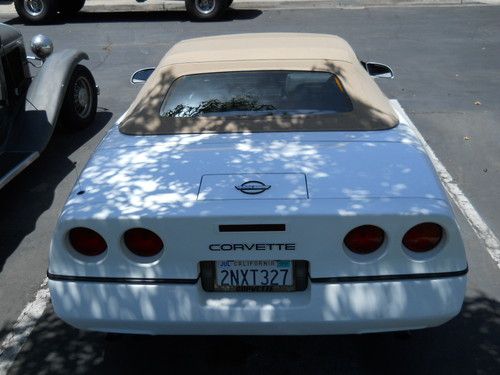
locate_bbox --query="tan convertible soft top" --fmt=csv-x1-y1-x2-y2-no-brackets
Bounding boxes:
120,33,399,135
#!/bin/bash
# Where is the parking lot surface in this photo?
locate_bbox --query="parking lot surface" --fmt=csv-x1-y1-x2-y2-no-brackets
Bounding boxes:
0,5,499,374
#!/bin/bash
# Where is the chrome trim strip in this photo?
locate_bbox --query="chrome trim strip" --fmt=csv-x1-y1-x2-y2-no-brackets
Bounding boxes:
0,152,39,190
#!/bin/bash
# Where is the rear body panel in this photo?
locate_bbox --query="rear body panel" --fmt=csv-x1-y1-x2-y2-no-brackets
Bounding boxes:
49,276,466,335
49,103,468,334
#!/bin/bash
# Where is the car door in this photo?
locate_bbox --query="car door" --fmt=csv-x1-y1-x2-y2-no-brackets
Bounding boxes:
0,45,38,189
0,62,8,147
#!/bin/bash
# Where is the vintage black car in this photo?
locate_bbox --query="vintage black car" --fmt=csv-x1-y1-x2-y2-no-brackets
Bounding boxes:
14,0,233,23
0,23,98,189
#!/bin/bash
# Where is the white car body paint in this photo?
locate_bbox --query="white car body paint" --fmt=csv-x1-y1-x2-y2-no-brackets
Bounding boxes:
49,277,466,335
48,102,468,335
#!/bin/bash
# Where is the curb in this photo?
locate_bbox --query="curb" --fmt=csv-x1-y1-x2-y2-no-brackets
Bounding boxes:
0,0,498,17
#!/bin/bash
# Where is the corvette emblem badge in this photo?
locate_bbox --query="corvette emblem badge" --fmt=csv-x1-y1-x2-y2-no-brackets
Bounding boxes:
235,180,271,195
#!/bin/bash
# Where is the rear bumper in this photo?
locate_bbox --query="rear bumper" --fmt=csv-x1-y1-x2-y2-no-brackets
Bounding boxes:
49,275,466,335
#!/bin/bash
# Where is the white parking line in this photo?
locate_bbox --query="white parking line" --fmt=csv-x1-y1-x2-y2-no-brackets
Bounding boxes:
0,101,499,374
392,100,500,269
0,279,49,375
0,111,137,374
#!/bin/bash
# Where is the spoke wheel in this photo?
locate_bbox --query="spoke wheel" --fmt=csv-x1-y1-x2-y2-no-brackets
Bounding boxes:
73,76,93,119
59,65,98,131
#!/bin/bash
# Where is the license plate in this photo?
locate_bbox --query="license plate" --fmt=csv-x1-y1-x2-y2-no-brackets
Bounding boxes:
215,260,294,292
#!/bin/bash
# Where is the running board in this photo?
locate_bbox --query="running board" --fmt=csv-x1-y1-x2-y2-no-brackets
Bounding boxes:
0,151,39,189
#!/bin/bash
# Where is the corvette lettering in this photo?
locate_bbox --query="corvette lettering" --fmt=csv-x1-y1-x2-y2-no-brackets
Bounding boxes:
209,243,296,251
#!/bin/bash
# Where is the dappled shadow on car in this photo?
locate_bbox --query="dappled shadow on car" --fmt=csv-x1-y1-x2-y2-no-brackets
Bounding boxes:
3,296,499,374
3,8,262,26
0,110,112,274
69,60,428,224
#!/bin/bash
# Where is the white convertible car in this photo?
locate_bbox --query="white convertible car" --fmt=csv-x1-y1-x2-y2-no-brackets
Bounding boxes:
49,33,468,335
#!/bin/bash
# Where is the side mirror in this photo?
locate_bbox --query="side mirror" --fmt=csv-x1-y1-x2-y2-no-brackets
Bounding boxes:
130,68,155,84
30,34,53,61
361,61,394,79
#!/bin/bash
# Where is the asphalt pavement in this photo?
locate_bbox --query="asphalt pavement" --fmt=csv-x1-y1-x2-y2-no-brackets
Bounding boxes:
0,4,499,374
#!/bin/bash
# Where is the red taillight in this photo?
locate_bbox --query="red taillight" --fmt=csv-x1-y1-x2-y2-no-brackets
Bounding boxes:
124,228,164,257
344,225,385,254
403,223,443,252
69,227,107,256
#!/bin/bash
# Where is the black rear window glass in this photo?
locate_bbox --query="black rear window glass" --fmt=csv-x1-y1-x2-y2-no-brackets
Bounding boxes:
160,71,353,117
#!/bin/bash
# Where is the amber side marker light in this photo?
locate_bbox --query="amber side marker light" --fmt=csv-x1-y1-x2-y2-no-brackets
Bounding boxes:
69,227,108,256
403,222,443,252
124,228,164,257
344,225,385,254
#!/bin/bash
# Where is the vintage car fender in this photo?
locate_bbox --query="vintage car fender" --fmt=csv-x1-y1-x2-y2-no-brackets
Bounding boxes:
23,49,89,152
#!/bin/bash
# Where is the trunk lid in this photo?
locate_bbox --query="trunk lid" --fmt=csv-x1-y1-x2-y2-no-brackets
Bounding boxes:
73,127,444,208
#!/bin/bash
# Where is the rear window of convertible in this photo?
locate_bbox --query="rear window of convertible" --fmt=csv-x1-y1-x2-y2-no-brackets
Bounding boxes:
160,71,353,118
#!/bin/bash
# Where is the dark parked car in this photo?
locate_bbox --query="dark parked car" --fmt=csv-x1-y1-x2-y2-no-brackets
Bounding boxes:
14,0,233,23
0,23,98,189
